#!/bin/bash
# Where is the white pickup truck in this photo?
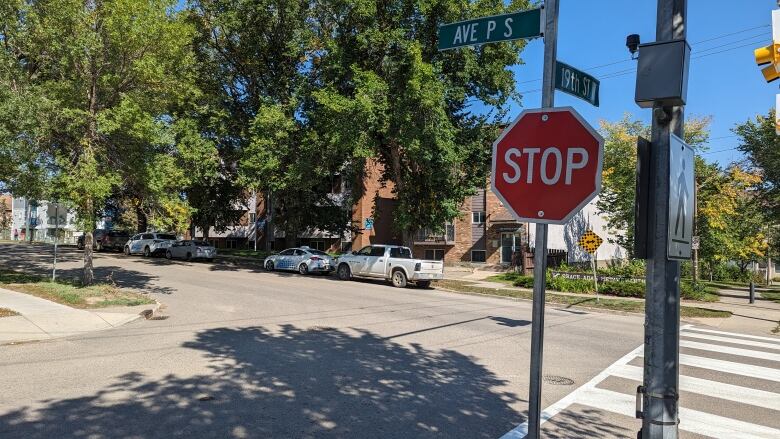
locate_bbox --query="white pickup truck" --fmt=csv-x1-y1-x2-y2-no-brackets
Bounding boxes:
335,244,444,288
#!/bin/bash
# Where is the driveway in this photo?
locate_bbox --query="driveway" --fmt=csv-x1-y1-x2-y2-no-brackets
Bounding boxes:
0,243,645,438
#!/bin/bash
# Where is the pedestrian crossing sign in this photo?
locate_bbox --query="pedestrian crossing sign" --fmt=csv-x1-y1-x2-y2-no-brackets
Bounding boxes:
577,230,603,254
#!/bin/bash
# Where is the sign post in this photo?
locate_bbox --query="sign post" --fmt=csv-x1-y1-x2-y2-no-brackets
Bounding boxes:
555,61,600,106
577,229,604,302
437,8,543,51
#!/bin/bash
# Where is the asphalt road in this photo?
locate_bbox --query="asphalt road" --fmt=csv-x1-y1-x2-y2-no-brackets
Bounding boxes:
0,243,647,438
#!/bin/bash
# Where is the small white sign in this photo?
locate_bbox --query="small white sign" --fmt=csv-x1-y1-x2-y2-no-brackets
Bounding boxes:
668,134,695,261
691,236,700,250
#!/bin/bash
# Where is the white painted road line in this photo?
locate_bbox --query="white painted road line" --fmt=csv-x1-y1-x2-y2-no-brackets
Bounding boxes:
680,340,780,362
679,353,780,382
612,364,780,410
682,327,780,343
577,387,780,439
681,332,780,351
499,345,644,439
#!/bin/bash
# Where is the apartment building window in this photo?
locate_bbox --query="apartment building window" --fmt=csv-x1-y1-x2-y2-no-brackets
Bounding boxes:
471,250,486,263
424,249,445,261
310,241,325,251
331,174,343,194
226,239,238,249
472,211,486,224
341,241,353,253
249,212,256,223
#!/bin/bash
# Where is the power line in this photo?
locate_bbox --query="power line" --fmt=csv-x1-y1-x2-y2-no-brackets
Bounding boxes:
692,24,770,46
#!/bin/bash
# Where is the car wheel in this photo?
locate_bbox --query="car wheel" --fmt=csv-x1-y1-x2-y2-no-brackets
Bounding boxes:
124,246,130,255
265,261,274,271
143,247,151,257
77,241,84,250
185,252,192,261
337,264,351,281
416,281,432,289
165,250,172,260
298,263,308,275
391,270,408,288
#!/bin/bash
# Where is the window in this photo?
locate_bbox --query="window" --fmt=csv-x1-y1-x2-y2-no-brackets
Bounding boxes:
156,234,176,240
279,249,295,256
141,233,153,240
341,241,353,253
424,249,445,261
369,246,386,257
356,246,372,256
331,174,343,194
389,247,412,259
471,250,487,263
249,212,256,223
294,249,305,256
310,241,325,251
225,239,238,249
472,211,486,224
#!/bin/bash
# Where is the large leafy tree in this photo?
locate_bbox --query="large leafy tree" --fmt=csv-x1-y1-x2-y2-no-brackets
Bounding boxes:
308,0,528,242
1,0,195,283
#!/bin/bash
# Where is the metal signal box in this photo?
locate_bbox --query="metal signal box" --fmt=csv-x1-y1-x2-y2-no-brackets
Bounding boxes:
635,39,691,108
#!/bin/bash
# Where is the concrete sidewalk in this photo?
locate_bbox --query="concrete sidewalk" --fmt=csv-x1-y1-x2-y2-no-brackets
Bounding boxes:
0,287,149,344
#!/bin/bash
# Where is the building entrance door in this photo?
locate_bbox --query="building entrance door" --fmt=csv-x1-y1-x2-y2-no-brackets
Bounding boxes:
501,233,522,264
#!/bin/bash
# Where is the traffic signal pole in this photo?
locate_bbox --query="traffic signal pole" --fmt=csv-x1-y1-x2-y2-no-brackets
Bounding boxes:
527,0,558,437
641,1,686,438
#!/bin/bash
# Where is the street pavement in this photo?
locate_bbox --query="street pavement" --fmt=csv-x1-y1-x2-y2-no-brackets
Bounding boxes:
0,243,777,438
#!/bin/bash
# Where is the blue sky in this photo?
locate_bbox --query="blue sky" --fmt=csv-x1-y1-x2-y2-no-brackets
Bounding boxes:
499,0,775,166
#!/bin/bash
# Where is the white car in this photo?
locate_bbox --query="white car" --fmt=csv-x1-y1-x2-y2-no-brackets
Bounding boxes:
124,232,177,257
334,245,444,288
263,247,336,275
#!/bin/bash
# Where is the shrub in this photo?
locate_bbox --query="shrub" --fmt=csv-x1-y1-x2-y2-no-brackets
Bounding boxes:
599,281,645,298
510,275,535,288
548,275,595,293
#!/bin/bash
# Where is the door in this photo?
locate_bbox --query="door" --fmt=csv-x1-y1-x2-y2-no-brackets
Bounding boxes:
276,249,295,270
364,246,388,277
501,233,522,264
350,246,372,274
291,249,307,270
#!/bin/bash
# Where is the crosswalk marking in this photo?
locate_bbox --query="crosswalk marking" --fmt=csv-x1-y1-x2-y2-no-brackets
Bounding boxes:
682,327,780,343
679,353,780,382
500,325,780,438
681,332,780,351
577,387,780,439
611,364,780,410
680,339,780,362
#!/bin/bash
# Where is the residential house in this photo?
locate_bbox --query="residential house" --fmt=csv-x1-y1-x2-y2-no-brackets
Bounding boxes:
10,197,79,244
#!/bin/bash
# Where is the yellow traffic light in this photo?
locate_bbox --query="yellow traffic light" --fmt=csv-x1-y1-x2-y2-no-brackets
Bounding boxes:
755,44,780,82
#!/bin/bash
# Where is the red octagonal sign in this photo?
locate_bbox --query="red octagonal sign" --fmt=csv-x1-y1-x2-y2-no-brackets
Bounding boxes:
491,107,604,224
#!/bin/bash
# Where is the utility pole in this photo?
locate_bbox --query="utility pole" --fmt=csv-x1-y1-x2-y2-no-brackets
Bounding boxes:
53,202,59,281
528,0,558,437
641,1,687,438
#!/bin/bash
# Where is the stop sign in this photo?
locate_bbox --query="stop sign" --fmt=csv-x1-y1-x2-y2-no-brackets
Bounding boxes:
491,107,604,224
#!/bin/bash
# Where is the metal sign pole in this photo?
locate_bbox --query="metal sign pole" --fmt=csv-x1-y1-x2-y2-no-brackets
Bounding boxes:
53,203,59,281
527,0,558,437
641,1,686,437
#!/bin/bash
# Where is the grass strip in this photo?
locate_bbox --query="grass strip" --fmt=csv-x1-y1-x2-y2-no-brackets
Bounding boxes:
435,279,731,318
0,269,155,309
762,291,780,304
0,307,19,318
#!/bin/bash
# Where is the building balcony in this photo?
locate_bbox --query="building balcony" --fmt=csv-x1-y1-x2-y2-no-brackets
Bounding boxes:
414,224,455,245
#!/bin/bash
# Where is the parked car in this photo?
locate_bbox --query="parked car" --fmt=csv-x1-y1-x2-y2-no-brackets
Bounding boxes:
124,232,177,257
263,247,336,275
77,229,130,251
165,240,216,262
334,245,443,288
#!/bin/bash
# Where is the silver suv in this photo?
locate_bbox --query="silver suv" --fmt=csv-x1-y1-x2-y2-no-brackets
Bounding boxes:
124,232,177,257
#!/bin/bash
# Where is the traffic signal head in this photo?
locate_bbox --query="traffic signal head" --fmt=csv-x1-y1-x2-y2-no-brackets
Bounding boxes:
755,43,780,82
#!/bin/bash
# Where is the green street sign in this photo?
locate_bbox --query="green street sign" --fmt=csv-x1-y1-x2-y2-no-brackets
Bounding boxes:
555,61,600,107
437,8,542,51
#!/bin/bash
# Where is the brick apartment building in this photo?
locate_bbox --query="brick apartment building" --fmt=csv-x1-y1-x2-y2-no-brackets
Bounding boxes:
342,159,529,266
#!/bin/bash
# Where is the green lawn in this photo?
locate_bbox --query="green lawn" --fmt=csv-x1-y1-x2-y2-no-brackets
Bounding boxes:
217,248,273,259
0,269,155,309
0,307,18,317
434,279,731,319
762,291,780,304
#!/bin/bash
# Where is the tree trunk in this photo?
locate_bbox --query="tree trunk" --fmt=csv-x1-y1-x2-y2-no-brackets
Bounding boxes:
83,230,94,285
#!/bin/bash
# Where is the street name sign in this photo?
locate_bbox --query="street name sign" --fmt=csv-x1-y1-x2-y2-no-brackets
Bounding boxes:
668,134,694,260
437,8,543,51
555,61,600,107
491,107,604,224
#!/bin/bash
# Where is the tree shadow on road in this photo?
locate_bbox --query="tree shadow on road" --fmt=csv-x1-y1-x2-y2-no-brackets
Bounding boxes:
0,324,526,438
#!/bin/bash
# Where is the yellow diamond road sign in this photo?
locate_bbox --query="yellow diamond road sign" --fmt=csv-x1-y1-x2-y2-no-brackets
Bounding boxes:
577,230,603,254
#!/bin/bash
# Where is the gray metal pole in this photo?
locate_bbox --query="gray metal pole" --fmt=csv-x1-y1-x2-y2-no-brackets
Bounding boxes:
749,282,755,304
527,1,558,437
53,203,59,281
641,1,686,438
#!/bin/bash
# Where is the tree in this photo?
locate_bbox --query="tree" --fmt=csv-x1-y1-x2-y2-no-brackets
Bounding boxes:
305,0,529,242
1,0,195,283
596,114,711,257
734,109,780,219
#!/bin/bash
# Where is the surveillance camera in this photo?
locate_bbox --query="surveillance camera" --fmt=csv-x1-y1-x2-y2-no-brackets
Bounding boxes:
626,34,641,57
